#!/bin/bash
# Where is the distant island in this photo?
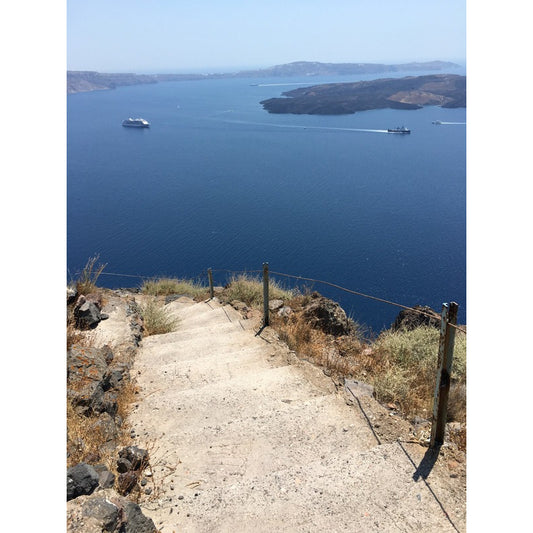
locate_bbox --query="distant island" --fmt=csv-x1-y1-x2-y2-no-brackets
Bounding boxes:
260,74,466,115
67,60,460,94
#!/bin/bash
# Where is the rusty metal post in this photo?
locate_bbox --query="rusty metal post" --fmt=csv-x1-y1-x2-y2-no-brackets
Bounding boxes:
207,268,214,299
430,302,459,447
263,262,269,327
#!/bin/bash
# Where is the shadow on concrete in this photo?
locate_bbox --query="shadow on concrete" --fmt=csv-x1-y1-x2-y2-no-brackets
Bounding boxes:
398,441,461,532
412,445,440,481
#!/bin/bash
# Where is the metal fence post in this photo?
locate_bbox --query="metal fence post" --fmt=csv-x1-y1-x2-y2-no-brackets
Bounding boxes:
263,262,269,326
207,268,214,299
430,301,459,447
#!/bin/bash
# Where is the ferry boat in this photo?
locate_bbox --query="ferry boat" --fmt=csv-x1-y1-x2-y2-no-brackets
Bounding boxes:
387,126,410,134
122,118,150,128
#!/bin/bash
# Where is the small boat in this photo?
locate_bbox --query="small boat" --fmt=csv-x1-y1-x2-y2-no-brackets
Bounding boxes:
432,120,442,125
122,117,150,128
387,126,410,134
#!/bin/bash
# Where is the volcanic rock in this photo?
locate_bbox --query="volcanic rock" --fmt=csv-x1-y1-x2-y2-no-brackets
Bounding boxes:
391,305,440,331
67,463,100,501
302,294,356,336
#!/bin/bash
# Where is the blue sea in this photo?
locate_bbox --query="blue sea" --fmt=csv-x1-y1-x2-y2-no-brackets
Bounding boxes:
67,69,466,333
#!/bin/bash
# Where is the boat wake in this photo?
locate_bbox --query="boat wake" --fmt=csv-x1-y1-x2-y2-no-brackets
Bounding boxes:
252,81,351,87
220,119,389,134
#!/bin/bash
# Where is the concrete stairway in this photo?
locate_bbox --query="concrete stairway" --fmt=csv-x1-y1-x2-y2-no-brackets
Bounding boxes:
127,297,464,532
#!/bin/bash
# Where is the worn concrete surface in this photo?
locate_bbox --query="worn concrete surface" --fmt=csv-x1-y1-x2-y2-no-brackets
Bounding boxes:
117,296,465,532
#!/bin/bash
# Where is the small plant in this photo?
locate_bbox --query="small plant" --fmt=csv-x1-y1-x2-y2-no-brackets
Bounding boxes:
141,277,207,299
272,295,367,377
222,274,293,307
67,400,130,470
141,298,179,336
76,254,107,295
370,326,466,420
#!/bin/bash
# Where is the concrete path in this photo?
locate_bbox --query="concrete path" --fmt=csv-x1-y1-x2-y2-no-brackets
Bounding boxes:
125,297,465,532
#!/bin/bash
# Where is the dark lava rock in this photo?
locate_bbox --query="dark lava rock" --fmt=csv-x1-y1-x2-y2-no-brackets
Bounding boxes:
122,501,157,532
117,471,138,496
118,446,149,471
67,346,122,417
90,412,119,444
67,489,157,532
74,294,104,330
103,364,128,391
102,344,115,364
117,457,133,473
302,294,356,336
93,464,116,489
82,497,120,531
67,463,100,501
391,305,441,331
67,346,108,416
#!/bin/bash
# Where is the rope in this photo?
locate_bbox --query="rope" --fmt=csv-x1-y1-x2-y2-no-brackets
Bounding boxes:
269,270,467,334
269,270,440,321
97,271,149,279
72,265,466,333
209,268,263,275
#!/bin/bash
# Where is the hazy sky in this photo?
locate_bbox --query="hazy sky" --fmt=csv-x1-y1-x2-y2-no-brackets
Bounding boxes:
67,0,466,72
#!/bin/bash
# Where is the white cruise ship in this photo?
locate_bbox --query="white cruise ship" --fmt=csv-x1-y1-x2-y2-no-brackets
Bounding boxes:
122,117,150,128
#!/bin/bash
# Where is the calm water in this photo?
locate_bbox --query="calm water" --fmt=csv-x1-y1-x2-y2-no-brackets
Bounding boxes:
67,71,466,333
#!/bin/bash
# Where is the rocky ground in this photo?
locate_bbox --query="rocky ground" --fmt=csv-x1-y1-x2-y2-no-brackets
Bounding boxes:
66,289,466,532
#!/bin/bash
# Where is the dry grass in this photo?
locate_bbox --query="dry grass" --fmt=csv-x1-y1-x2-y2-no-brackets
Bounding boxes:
116,378,140,423
361,326,466,422
271,297,466,427
67,400,131,471
142,277,208,299
221,274,293,307
67,355,140,472
76,255,107,295
141,298,179,336
272,295,366,378
67,320,88,350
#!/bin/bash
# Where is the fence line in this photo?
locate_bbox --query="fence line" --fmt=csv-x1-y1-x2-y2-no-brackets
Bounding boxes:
86,266,466,333
79,262,465,448
268,270,466,334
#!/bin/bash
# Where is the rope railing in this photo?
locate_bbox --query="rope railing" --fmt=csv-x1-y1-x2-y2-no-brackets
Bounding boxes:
74,261,464,447
89,265,465,334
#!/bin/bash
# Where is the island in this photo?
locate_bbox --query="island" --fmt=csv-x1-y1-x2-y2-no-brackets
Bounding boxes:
260,74,466,115
67,60,460,94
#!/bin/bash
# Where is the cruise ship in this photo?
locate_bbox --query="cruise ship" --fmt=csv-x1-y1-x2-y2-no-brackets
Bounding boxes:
122,117,150,128
387,126,410,134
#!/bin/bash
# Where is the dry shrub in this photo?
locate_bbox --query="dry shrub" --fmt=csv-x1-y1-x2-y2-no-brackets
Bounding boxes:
142,277,208,299
141,298,179,336
67,402,116,469
67,321,87,350
67,366,139,471
447,382,466,423
273,301,466,425
76,255,107,295
222,274,293,307
116,378,140,422
370,326,466,420
273,302,366,378
449,422,467,451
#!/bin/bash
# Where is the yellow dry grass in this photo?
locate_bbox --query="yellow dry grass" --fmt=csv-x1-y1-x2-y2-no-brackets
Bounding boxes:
141,277,208,299
271,299,466,427
221,274,293,307
140,298,179,336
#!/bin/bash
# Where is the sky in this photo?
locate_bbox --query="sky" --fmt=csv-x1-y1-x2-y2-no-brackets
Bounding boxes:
67,0,466,73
